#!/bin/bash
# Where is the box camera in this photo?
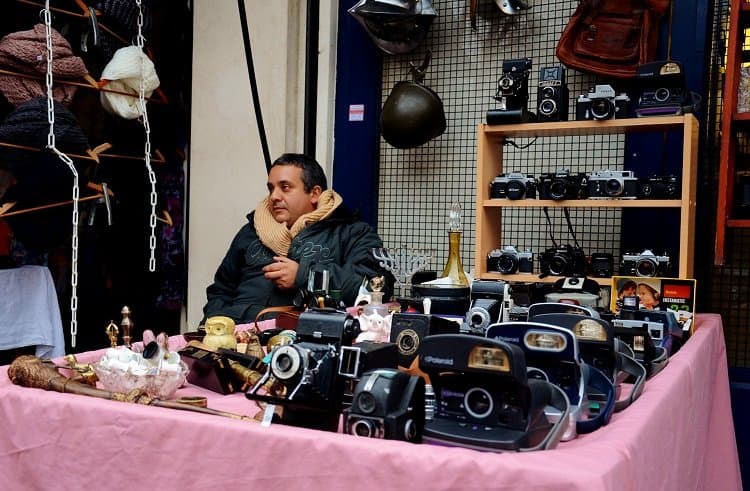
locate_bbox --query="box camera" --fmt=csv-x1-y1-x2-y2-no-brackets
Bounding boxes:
419,334,570,451
462,280,507,335
635,61,692,117
246,308,360,431
586,170,638,199
537,66,569,122
638,175,681,199
537,170,587,200
486,58,535,124
389,312,461,370
620,249,671,277
490,172,536,200
343,368,425,443
576,84,630,121
487,246,533,274
539,244,587,277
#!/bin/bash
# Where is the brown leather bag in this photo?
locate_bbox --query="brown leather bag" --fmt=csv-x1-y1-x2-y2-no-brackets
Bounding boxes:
556,0,670,79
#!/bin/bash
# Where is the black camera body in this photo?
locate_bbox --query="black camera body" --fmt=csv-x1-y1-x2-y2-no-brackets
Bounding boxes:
537,66,569,122
487,246,533,274
635,60,692,117
343,368,425,443
638,175,681,199
462,280,507,335
419,334,568,452
539,244,587,277
389,312,461,370
490,172,536,200
576,84,630,121
621,249,671,277
246,309,360,431
586,170,638,199
486,58,535,124
537,170,587,200
590,252,614,277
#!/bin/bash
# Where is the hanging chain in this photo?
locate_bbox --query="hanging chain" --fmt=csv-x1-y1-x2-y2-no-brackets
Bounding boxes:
43,2,79,348
136,0,157,272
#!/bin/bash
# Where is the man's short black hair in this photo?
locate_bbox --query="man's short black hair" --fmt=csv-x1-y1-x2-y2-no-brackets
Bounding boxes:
271,153,328,192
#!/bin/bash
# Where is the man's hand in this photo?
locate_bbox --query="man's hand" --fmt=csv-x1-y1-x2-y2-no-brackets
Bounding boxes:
262,256,300,290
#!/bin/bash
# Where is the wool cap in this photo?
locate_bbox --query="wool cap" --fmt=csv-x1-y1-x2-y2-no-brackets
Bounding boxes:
0,24,88,106
99,45,160,119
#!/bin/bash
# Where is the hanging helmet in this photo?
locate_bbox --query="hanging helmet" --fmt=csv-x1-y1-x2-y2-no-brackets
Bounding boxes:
348,0,438,55
381,51,446,149
494,0,531,16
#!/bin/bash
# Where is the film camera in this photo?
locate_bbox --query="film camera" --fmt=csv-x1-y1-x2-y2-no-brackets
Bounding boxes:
576,84,630,121
538,170,587,200
343,368,425,442
486,58,535,124
635,60,692,117
621,249,671,277
638,175,681,199
462,280,508,335
389,312,460,370
539,244,587,277
590,252,614,277
419,334,570,452
490,172,536,200
487,246,533,274
246,308,360,431
586,170,638,199
537,66,569,122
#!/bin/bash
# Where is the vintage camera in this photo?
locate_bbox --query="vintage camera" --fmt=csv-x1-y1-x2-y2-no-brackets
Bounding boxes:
462,280,507,335
490,172,536,200
620,249,671,277
419,334,570,451
635,61,692,117
486,58,535,124
537,170,587,200
590,252,614,277
576,84,630,121
539,244,587,277
487,246,533,274
389,313,461,370
246,308,360,431
638,175,681,199
343,369,425,443
586,170,638,199
537,66,569,122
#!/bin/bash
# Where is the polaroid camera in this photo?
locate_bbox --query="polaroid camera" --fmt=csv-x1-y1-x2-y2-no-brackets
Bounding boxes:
485,322,616,441
635,60,693,117
419,334,570,452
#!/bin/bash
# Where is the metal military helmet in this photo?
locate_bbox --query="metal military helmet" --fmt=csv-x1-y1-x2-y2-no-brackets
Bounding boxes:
381,51,446,149
348,0,437,55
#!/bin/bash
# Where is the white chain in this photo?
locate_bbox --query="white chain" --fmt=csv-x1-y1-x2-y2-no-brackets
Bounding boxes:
136,0,157,272
43,2,79,348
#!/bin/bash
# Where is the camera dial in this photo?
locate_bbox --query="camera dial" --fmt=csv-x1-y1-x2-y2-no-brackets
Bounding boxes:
464,387,494,419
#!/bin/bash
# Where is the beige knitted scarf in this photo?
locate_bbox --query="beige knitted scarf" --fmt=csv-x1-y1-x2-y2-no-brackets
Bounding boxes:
254,189,343,256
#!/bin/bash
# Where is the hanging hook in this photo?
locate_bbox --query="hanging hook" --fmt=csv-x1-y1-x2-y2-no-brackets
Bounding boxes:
408,49,432,84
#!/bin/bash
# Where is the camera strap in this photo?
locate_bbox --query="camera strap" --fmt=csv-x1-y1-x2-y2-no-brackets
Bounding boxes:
562,207,581,249
542,207,560,249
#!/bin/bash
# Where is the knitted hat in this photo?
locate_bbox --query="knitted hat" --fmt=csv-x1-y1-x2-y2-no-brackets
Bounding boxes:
0,97,89,153
0,24,89,106
99,45,160,119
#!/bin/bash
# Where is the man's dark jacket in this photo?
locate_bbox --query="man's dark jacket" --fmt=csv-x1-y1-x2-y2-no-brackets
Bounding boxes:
203,207,390,324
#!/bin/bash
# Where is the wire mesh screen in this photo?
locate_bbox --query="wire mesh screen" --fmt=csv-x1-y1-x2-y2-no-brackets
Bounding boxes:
377,1,626,276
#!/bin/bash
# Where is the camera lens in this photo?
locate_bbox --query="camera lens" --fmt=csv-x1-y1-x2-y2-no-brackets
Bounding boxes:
655,88,670,102
539,98,557,116
505,180,527,200
350,419,378,438
541,86,556,99
590,98,615,120
635,258,658,277
464,387,494,419
499,75,514,90
606,178,623,196
356,391,378,414
549,180,569,200
498,254,519,273
396,330,419,355
549,255,569,276
270,345,301,380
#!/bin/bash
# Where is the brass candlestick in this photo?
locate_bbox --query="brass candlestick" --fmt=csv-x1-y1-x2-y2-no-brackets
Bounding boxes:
105,321,119,348
120,306,133,348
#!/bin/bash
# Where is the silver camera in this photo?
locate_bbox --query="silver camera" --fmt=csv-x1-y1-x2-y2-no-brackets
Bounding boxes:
621,249,671,277
587,170,638,199
487,245,533,274
576,85,630,121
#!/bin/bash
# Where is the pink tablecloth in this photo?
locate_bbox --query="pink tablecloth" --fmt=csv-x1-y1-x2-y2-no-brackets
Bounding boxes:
0,314,740,490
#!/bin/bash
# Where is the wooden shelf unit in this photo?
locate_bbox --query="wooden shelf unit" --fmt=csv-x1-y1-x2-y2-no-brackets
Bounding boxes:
716,0,750,265
474,114,699,284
